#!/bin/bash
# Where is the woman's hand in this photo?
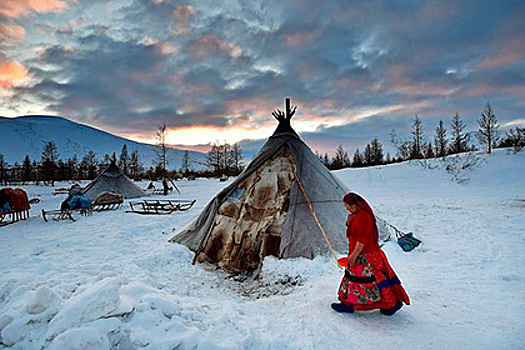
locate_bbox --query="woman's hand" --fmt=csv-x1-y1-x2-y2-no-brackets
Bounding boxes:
347,242,364,267
347,254,357,267
346,213,355,227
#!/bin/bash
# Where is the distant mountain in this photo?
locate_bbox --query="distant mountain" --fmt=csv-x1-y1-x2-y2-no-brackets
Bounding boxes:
0,115,206,170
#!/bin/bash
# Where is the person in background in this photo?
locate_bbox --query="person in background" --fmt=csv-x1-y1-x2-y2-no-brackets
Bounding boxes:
60,184,82,211
331,192,410,315
162,178,170,196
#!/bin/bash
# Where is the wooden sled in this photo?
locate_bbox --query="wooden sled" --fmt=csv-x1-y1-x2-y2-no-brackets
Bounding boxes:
127,199,196,215
42,208,93,222
0,210,30,227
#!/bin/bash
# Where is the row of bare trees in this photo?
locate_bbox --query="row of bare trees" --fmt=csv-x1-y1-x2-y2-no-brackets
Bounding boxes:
318,101,524,170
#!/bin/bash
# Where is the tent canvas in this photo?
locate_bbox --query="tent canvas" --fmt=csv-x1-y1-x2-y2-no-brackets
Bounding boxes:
170,99,391,273
84,162,147,200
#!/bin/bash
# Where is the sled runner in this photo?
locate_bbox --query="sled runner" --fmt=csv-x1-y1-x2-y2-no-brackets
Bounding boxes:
91,192,124,211
127,199,196,215
92,202,122,211
41,208,93,222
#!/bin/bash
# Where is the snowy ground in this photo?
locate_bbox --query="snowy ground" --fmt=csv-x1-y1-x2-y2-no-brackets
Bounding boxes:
1,149,524,349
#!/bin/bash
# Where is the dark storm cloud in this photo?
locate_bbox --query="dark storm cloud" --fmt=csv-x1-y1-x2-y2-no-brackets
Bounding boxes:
3,0,525,149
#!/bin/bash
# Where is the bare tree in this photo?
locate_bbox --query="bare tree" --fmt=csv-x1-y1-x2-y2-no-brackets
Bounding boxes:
129,149,143,179
477,101,500,154
22,155,33,183
450,112,469,154
352,148,364,167
410,114,424,159
332,145,350,169
181,150,191,174
119,144,129,176
81,150,97,180
231,143,244,174
369,137,384,165
390,129,411,160
500,127,525,153
434,120,448,157
41,141,59,185
156,123,168,175
0,155,5,185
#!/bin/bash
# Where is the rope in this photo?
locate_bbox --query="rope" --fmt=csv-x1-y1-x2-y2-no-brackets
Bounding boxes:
294,174,339,265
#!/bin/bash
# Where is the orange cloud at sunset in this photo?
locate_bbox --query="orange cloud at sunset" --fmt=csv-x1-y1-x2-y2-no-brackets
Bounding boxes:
0,61,29,94
189,34,242,59
0,23,26,41
0,0,67,18
283,31,318,48
476,52,521,70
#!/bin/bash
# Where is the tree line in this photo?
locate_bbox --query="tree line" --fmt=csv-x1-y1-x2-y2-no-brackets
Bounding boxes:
0,143,146,185
318,101,525,170
0,140,245,185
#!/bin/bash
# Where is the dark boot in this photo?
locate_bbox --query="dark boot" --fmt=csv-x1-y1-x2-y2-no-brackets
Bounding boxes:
380,301,403,316
331,303,354,313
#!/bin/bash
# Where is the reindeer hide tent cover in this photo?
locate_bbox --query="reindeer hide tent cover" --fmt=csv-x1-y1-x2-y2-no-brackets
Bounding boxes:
169,100,391,273
84,161,147,200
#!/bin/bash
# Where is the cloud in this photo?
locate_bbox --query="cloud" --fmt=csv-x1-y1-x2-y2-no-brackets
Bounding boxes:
189,34,243,59
283,30,318,48
173,4,194,20
0,23,26,41
1,0,525,152
0,0,68,19
0,61,29,95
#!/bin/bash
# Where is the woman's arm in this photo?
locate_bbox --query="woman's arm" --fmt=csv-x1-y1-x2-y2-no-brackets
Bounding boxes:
348,241,364,266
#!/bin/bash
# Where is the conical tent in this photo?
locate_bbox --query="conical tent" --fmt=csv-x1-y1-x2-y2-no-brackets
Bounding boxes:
84,161,147,200
170,99,390,273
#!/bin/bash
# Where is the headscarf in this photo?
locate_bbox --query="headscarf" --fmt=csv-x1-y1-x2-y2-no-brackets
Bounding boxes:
343,192,379,243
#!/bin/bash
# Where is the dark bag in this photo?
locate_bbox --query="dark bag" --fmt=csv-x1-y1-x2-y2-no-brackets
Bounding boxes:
397,232,421,252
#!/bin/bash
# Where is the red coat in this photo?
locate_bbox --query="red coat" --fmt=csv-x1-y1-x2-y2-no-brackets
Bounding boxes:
347,210,380,254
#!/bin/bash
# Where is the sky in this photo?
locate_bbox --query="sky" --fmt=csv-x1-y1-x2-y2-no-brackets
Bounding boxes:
0,0,524,156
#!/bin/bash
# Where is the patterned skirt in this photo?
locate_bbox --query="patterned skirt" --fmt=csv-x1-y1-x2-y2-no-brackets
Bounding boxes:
338,249,410,310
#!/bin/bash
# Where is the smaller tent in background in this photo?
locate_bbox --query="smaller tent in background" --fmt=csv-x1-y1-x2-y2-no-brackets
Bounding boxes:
84,161,147,200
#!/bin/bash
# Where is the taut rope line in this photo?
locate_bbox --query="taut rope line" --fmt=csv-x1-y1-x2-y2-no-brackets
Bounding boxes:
294,175,339,265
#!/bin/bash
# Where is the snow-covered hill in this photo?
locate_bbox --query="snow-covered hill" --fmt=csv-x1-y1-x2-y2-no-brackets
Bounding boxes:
0,116,206,169
0,149,524,349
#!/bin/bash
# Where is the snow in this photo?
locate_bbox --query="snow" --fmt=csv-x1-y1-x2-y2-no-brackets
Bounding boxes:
1,149,524,349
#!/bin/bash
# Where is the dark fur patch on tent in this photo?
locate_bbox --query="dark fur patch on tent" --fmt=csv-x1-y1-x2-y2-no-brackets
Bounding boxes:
197,146,295,272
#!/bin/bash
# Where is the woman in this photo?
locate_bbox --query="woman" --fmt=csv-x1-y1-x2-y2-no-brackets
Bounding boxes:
331,192,410,315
